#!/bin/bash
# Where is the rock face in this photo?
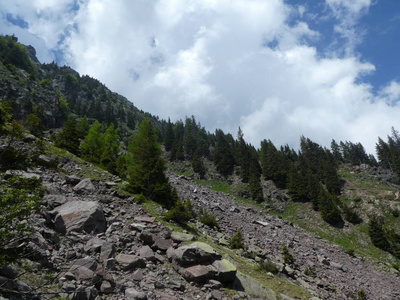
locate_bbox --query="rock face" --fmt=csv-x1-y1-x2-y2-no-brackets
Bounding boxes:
51,200,106,234
168,242,237,283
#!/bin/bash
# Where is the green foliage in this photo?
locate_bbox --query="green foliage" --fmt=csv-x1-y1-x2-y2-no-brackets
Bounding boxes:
0,147,28,171
368,216,390,252
256,259,279,274
0,100,12,134
198,207,219,229
355,289,367,300
77,116,90,138
127,119,175,208
0,176,43,266
80,120,104,163
342,204,363,225
25,113,44,137
164,197,195,224
304,266,317,278
319,192,343,226
0,35,37,75
260,139,289,188
55,117,80,155
214,129,235,176
100,123,120,174
249,162,264,203
164,118,174,152
191,150,206,179
135,193,147,204
58,96,69,120
230,230,245,249
282,244,295,266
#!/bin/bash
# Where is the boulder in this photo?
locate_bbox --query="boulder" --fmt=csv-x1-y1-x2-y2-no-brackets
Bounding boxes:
51,200,106,234
170,231,195,242
138,245,156,262
115,254,146,270
151,236,171,252
169,242,221,267
66,175,81,185
125,288,147,300
84,237,115,261
73,178,95,194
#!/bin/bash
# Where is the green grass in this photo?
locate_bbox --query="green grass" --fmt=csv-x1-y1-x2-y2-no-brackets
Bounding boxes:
194,179,231,193
274,202,395,267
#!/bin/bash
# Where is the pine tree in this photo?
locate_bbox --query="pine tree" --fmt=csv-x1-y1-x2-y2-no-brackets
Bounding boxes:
127,119,174,208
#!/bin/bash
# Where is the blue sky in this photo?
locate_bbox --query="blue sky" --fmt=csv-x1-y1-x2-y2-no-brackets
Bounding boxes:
1,0,400,154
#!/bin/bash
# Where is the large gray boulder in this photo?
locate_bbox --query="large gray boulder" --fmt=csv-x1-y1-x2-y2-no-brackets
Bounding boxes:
168,242,236,283
73,178,95,194
51,200,106,234
168,242,221,267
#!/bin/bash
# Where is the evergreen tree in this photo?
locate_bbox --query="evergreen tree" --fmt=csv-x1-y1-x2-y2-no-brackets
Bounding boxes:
249,162,264,203
318,191,343,226
164,118,174,152
25,113,44,137
331,139,343,162
191,150,206,179
214,129,235,176
235,127,251,183
368,216,390,252
80,120,104,163
127,119,174,207
55,117,80,155
77,116,90,138
260,139,288,188
100,123,120,174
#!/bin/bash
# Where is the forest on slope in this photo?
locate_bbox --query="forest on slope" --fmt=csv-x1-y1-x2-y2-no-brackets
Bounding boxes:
1,34,400,267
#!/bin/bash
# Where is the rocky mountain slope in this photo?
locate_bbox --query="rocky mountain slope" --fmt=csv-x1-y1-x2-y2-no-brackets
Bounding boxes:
0,135,399,300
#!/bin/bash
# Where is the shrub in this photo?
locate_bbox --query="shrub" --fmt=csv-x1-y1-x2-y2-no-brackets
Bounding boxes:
0,176,43,266
198,208,220,229
304,266,317,278
282,244,295,266
164,198,195,224
356,289,367,300
230,230,245,249
256,259,279,274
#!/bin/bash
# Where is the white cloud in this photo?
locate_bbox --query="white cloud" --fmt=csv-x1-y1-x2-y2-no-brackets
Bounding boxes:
326,0,373,54
1,0,400,155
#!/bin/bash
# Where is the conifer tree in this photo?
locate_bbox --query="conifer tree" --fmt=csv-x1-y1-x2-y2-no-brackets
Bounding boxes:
80,120,104,163
214,129,235,176
192,150,206,179
368,216,390,252
164,118,174,152
249,162,264,203
127,119,174,207
77,116,90,138
100,123,120,174
55,117,80,155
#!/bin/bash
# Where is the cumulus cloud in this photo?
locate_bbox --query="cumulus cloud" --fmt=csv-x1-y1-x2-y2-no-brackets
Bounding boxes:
1,0,399,155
